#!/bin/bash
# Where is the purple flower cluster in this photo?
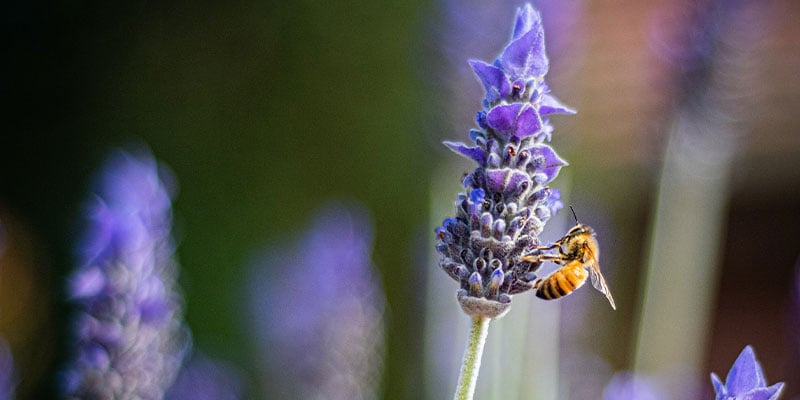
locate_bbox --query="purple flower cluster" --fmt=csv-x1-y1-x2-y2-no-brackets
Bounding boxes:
711,346,784,400
435,4,572,316
247,202,385,399
63,149,187,399
0,225,12,400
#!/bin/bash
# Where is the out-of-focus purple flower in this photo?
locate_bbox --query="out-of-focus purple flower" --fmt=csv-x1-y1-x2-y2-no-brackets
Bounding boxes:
792,258,800,359
0,224,11,400
0,338,14,400
435,3,573,317
602,371,665,400
247,202,385,400
710,346,784,400
649,0,770,111
63,148,187,399
166,353,242,400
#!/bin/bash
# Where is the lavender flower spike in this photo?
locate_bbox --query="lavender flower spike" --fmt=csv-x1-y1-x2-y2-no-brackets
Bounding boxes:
248,202,385,400
710,346,784,400
436,3,573,318
63,148,187,399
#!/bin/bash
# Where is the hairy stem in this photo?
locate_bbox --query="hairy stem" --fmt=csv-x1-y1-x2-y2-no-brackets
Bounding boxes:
453,316,491,400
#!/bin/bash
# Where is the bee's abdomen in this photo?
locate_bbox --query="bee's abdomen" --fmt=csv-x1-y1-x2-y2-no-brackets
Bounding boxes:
534,263,587,300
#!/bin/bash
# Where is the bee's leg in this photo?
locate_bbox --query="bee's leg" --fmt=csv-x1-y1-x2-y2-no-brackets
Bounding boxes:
520,252,565,264
534,243,561,252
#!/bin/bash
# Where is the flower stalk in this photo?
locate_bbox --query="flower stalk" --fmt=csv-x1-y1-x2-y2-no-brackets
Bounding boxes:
453,317,490,400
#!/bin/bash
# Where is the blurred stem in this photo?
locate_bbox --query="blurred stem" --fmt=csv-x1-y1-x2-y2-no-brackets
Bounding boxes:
454,316,490,400
632,115,733,399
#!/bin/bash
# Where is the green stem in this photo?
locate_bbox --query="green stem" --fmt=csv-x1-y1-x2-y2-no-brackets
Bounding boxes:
453,316,491,400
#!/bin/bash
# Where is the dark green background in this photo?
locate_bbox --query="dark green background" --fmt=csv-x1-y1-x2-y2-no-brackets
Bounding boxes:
2,1,436,398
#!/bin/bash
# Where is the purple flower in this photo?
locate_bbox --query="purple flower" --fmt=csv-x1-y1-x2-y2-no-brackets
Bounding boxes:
436,3,573,316
0,339,14,400
710,346,784,400
166,353,243,400
0,227,11,400
63,148,188,399
602,372,664,400
247,202,385,400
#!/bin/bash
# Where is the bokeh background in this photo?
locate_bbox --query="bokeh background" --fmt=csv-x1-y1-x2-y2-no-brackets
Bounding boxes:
1,0,799,399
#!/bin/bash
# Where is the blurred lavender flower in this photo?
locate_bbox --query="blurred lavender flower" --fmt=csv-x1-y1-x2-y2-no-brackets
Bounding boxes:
0,224,12,400
63,148,187,399
710,346,784,400
0,339,14,400
435,3,573,318
247,202,385,400
602,372,664,400
166,353,242,400
792,258,800,360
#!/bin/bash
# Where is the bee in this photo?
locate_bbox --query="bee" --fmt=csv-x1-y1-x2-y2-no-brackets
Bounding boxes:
521,207,616,310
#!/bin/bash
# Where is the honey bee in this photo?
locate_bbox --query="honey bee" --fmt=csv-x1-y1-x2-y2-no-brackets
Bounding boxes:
521,208,616,310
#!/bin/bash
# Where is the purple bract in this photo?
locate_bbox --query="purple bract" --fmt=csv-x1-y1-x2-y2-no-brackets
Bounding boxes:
710,346,784,400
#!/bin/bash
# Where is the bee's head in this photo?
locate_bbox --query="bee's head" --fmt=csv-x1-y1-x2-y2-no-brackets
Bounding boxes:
566,206,595,238
567,223,594,238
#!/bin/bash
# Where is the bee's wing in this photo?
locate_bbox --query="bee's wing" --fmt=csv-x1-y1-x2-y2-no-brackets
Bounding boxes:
588,265,616,310
584,245,616,310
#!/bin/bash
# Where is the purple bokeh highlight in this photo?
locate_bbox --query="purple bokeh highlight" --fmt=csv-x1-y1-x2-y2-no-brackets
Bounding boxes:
166,353,243,400
247,202,385,400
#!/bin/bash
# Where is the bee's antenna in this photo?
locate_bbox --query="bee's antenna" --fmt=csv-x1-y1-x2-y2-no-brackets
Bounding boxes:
569,205,579,224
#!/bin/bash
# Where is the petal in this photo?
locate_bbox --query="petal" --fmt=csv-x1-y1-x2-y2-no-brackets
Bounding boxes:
441,218,458,235
539,94,576,115
486,103,522,140
469,60,511,102
469,129,485,142
485,169,509,194
499,20,548,80
466,188,486,217
745,383,784,400
711,373,727,398
469,188,486,204
506,170,530,195
524,144,568,183
515,104,542,138
476,111,488,129
512,4,539,40
443,141,486,165
539,122,554,142
726,346,766,395
484,169,530,196
546,188,564,216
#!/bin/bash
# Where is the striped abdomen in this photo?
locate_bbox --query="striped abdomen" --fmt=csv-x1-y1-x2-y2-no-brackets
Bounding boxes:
535,261,588,300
